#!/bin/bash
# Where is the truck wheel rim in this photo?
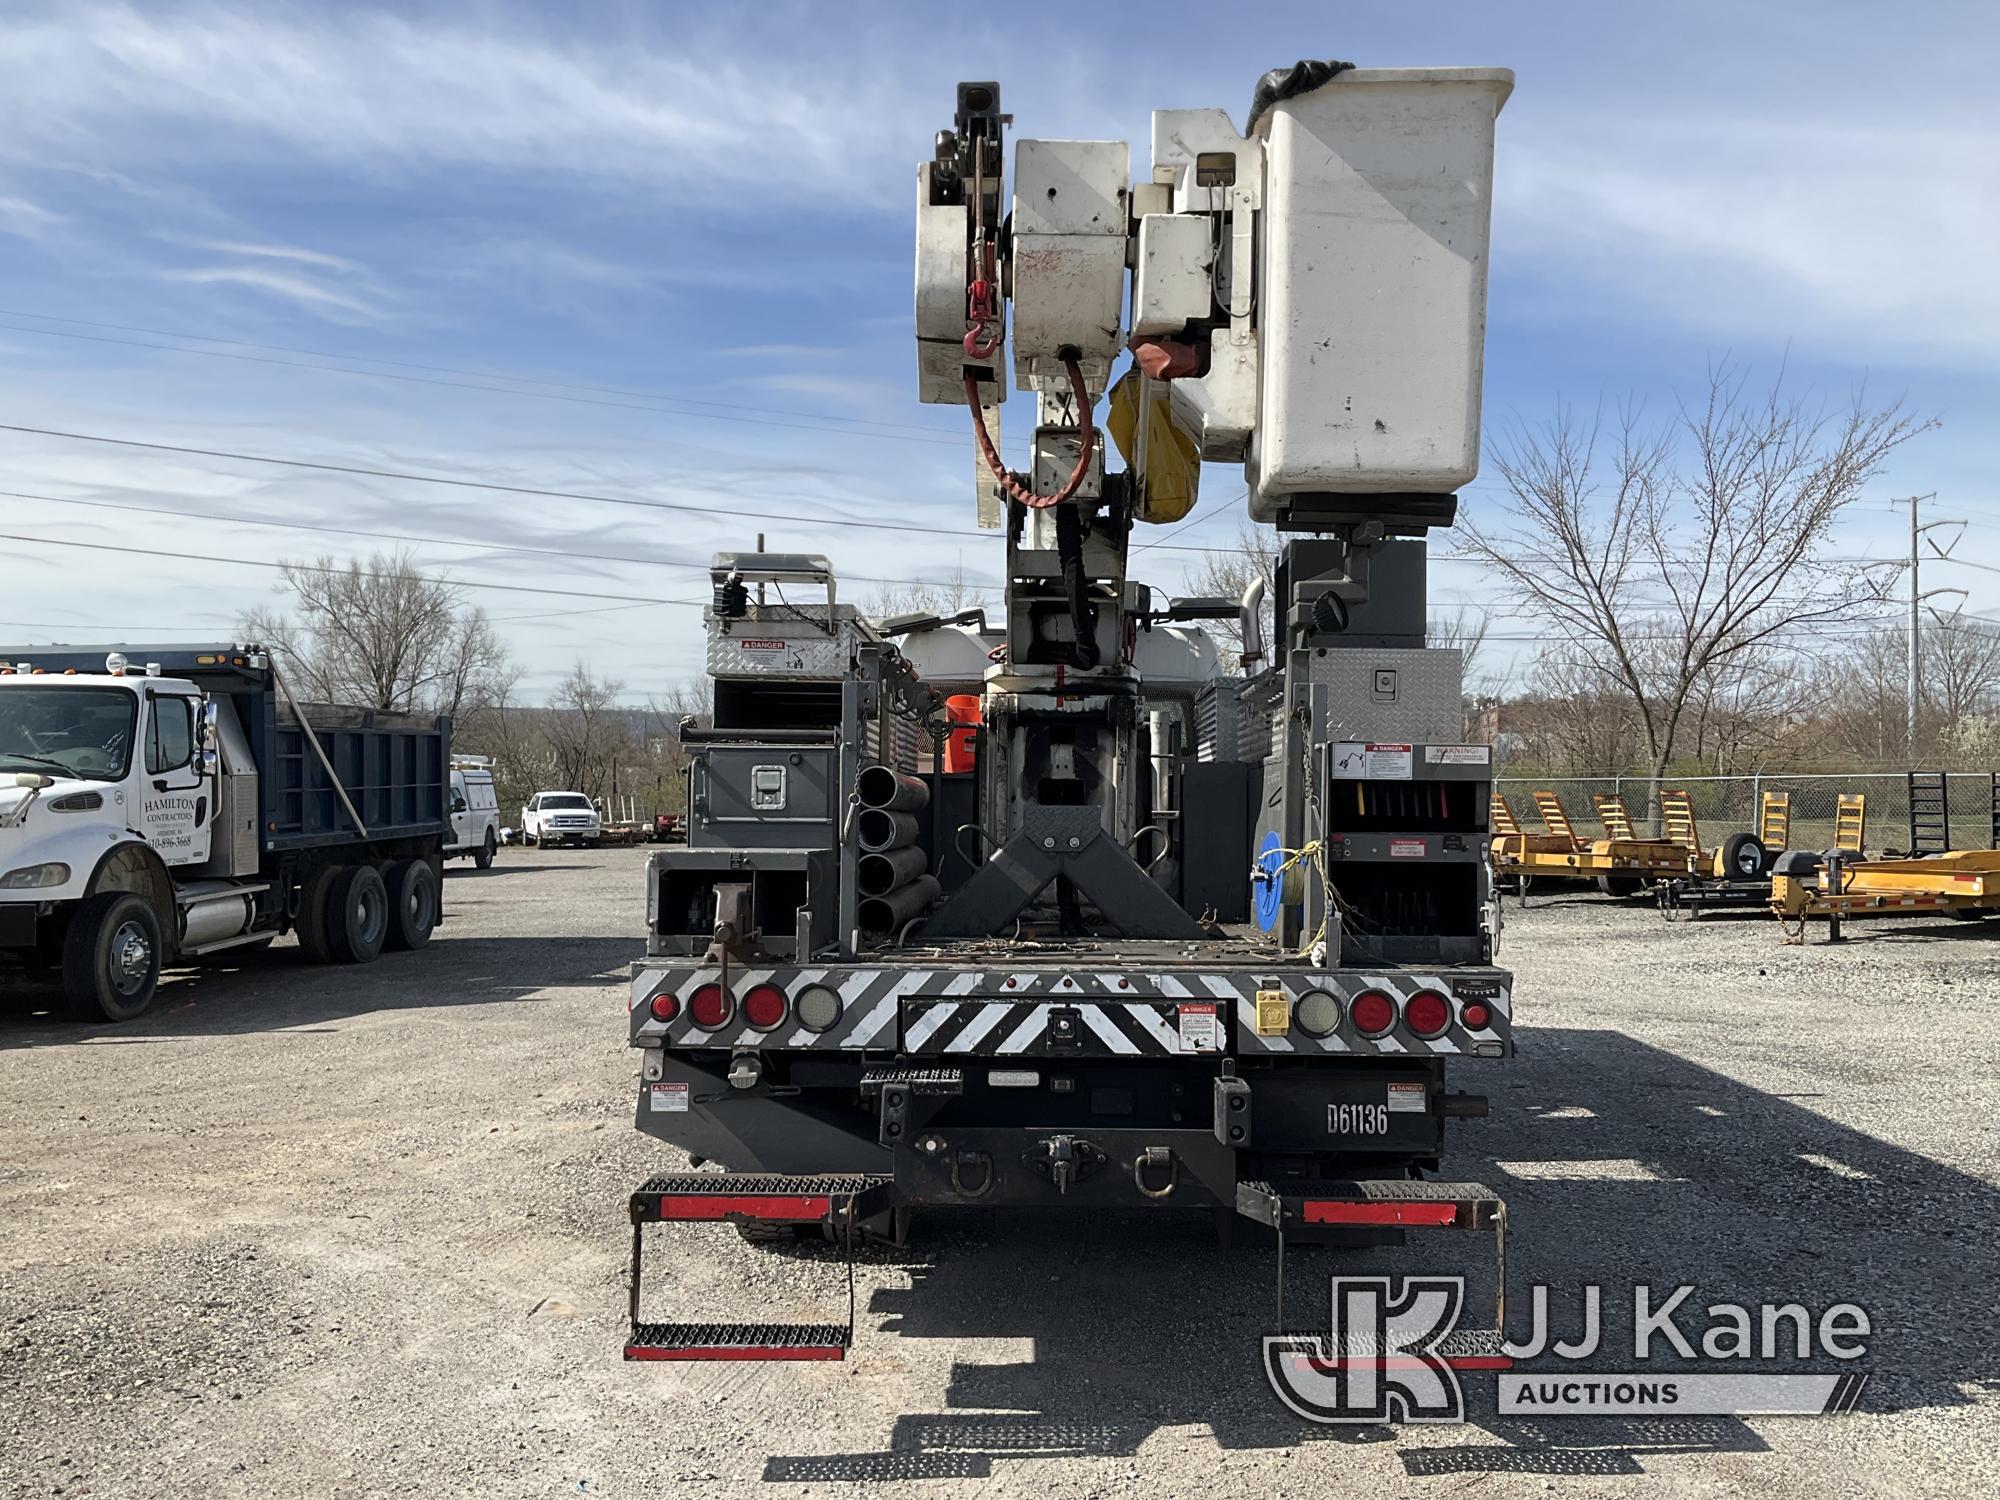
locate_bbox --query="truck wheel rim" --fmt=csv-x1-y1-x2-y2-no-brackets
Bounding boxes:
357,886,386,946
407,875,434,930
110,920,153,995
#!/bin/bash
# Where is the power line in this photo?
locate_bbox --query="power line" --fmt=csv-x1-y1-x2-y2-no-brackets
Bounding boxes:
0,317,973,448
0,487,1004,595
0,529,707,609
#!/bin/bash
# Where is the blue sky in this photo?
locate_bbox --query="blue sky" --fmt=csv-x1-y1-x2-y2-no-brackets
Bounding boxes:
1,0,1994,700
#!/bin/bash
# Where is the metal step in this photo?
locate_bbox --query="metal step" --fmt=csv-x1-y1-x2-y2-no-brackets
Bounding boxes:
630,1173,891,1224
1271,1326,1512,1371
625,1321,850,1362
1237,1178,1504,1231
861,1065,964,1097
625,1173,889,1364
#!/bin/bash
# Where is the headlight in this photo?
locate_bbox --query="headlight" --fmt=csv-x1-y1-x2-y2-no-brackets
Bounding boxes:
1,862,71,889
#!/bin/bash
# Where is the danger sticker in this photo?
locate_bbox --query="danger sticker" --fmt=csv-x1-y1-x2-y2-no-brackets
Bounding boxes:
1388,838,1427,859
738,639,787,652
649,1083,690,1113
1386,1081,1427,1114
1178,1003,1222,1053
1332,742,1414,780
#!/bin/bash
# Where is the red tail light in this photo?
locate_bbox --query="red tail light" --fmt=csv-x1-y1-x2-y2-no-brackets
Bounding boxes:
1406,990,1451,1038
1461,1001,1492,1031
743,983,788,1030
648,993,680,1023
1350,990,1396,1037
688,984,731,1030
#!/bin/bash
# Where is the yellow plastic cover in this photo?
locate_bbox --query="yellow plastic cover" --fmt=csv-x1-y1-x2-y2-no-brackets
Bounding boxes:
1107,372,1199,524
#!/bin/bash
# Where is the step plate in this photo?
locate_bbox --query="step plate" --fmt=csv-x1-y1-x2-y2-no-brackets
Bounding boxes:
631,1173,891,1224
1270,1327,1511,1371
861,1065,965,1097
1238,1178,1503,1231
625,1321,850,1362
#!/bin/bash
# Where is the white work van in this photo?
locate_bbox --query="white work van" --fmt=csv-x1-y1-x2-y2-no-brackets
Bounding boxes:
446,760,501,869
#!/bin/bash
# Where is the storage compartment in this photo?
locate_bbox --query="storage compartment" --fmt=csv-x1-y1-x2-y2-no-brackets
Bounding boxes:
1250,68,1512,502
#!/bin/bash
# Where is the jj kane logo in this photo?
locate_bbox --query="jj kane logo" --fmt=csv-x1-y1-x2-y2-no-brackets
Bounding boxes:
1266,1277,1872,1424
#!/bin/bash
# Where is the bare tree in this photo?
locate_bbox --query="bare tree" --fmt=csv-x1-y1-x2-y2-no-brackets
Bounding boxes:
1426,604,1490,689
1181,522,1280,668
242,549,512,718
1458,364,1932,790
861,565,988,622
543,661,629,800
1924,611,2000,732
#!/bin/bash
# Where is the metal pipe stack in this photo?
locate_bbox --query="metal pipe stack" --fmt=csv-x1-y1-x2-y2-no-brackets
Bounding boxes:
855,765,941,931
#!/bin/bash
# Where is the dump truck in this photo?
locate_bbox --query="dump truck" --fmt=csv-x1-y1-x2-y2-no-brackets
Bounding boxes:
623,65,1518,1364
0,644,448,1020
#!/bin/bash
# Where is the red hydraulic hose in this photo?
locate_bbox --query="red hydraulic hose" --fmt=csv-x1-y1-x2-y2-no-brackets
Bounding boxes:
963,356,1096,510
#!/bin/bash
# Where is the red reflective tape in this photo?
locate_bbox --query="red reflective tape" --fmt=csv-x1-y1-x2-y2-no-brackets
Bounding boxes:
625,1345,845,1362
1302,1200,1460,1227
650,1194,832,1222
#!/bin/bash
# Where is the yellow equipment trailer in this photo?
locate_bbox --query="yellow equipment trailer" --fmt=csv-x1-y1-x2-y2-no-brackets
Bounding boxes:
1489,788,1695,900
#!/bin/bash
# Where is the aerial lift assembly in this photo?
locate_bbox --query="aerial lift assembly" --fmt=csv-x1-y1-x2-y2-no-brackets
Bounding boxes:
622,62,1518,1363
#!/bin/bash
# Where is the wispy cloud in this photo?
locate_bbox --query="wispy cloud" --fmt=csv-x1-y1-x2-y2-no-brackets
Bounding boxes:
173,237,362,272
159,264,386,322
0,194,61,239
1502,113,2000,363
0,3,925,207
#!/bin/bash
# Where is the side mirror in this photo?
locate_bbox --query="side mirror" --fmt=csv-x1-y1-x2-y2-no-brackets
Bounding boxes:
202,698,220,748
201,746,220,775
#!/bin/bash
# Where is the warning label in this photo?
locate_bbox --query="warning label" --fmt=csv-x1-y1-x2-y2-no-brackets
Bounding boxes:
1388,838,1427,859
1386,1081,1427,1114
738,639,787,652
1424,745,1491,765
1332,742,1414,780
1178,1003,1222,1053
649,1083,690,1113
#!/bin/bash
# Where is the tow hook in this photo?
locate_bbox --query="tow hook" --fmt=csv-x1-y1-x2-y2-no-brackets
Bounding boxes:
1025,1133,1105,1194
1132,1146,1177,1199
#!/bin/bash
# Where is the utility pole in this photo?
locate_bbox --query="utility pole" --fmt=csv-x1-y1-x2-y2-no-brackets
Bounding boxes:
1904,493,1964,753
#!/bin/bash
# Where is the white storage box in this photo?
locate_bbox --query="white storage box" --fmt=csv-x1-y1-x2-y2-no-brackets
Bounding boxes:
1251,68,1512,503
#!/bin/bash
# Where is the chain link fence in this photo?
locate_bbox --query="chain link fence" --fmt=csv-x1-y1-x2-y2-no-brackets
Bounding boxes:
1494,772,2000,854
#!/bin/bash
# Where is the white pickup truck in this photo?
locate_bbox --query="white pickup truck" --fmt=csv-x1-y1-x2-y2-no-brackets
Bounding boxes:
521,791,601,848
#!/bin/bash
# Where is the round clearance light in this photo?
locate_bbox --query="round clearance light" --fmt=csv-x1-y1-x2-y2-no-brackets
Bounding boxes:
1406,990,1451,1039
687,983,731,1030
795,984,842,1033
104,651,128,676
743,983,789,1031
1350,989,1397,1038
648,992,680,1023
1461,1001,1493,1031
1294,990,1341,1038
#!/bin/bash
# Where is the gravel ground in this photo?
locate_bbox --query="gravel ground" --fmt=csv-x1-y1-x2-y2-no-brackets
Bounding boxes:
3,848,1997,1498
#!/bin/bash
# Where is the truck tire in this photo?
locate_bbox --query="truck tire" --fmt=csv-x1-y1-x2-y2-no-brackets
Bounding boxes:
474,829,496,871
384,859,439,951
61,892,163,1022
1719,832,1768,881
1596,874,1646,898
295,864,340,964
326,863,389,964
